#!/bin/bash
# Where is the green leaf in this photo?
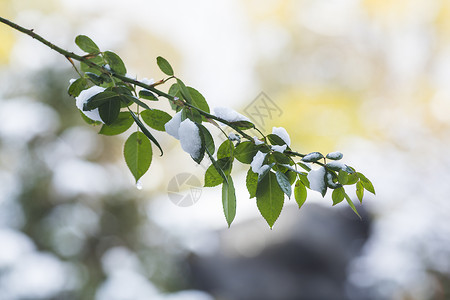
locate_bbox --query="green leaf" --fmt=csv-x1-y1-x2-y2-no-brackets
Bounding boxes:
81,55,103,74
246,169,258,198
230,120,254,130
276,171,292,198
257,163,275,183
204,157,233,187
187,87,210,113
191,123,206,164
272,152,291,164
121,94,151,110
68,78,87,97
98,97,121,125
297,162,311,172
233,141,257,164
124,131,152,182
332,187,345,206
176,79,193,103
141,109,172,131
222,175,236,227
103,51,127,75
128,110,163,156
198,124,215,155
356,180,364,203
357,172,375,194
294,180,307,209
99,112,134,135
256,171,284,228
346,172,359,185
84,91,118,111
206,147,228,185
75,35,100,53
139,90,158,101
298,173,310,189
85,72,103,85
267,134,286,146
286,170,297,185
338,170,349,185
344,193,361,219
156,56,174,76
217,139,233,160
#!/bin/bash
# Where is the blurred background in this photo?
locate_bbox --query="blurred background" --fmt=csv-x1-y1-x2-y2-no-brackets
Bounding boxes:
1,0,450,299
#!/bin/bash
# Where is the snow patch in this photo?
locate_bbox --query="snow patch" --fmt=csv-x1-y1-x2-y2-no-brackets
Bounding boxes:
272,127,291,146
307,167,326,194
179,119,202,159
303,152,323,162
164,111,182,139
75,86,106,122
271,145,287,153
251,151,268,175
213,107,250,122
253,136,264,145
326,161,346,170
141,78,155,86
228,133,240,142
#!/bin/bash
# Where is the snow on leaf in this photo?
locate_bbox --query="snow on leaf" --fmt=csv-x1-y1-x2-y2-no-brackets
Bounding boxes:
271,144,287,153
213,107,250,123
272,127,291,146
164,111,182,139
307,166,327,197
179,119,202,160
250,151,268,175
75,86,105,122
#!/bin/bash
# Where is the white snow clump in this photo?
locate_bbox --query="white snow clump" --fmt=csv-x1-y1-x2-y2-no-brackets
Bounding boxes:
271,145,287,153
75,85,106,122
141,78,155,86
272,127,291,146
179,119,202,159
307,166,326,194
326,161,346,171
251,151,270,175
327,151,343,160
303,152,323,162
253,136,264,145
214,107,250,122
228,133,240,142
164,111,182,139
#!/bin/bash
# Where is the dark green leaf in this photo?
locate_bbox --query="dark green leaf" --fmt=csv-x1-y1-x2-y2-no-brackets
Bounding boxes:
128,110,163,156
75,35,100,53
217,139,233,160
99,111,134,135
297,162,311,172
198,124,215,155
356,181,364,203
276,171,292,198
344,193,361,219
187,87,210,113
206,147,228,185
257,163,275,183
332,187,345,206
139,90,158,101
222,175,236,227
103,51,127,75
141,109,172,131
68,78,87,97
357,172,375,194
191,122,206,164
81,55,103,75
234,141,257,164
120,94,151,110
294,180,307,209
98,97,121,125
272,152,291,164
246,169,258,198
256,171,285,228
176,79,192,103
267,134,286,146
85,72,103,85
204,157,233,187
230,120,254,130
156,56,174,76
286,170,297,185
298,173,310,189
84,91,118,111
124,131,152,182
